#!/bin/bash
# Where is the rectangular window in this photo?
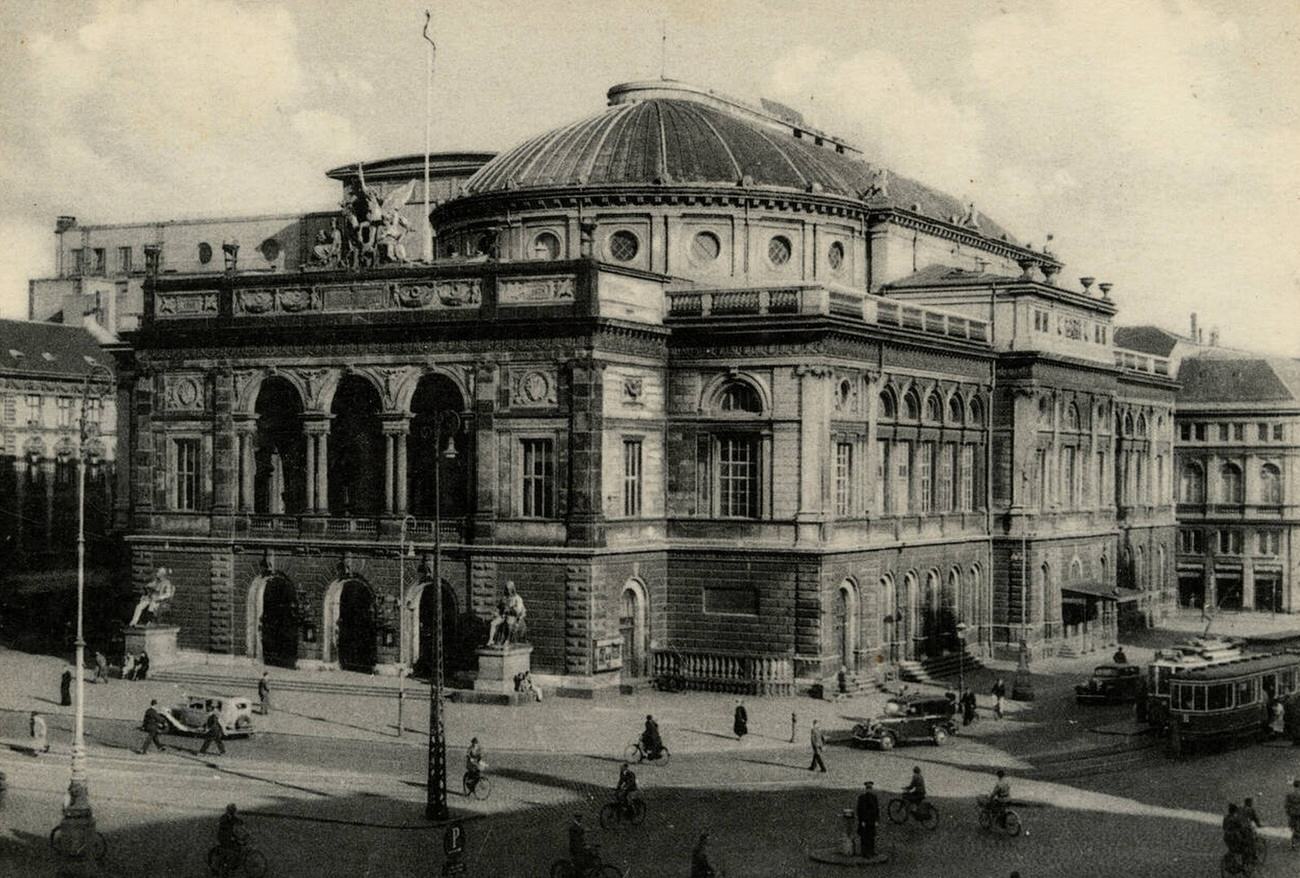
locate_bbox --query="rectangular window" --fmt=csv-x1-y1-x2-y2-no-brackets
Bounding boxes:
26,394,42,426
1195,424,1207,441
1218,423,1229,442
84,397,101,424
520,438,555,518
1180,423,1192,441
56,397,74,428
918,441,933,513
718,435,759,518
893,441,911,515
938,442,955,512
960,445,974,511
622,439,642,517
1273,424,1283,441
1096,451,1106,505
1218,530,1242,555
876,440,888,513
92,248,106,275
1035,448,1048,508
1063,446,1077,508
71,248,85,274
1179,529,1205,554
1259,532,1280,555
835,442,853,517
1258,423,1268,441
1207,684,1230,711
1234,423,1245,441
174,438,201,511
118,246,132,273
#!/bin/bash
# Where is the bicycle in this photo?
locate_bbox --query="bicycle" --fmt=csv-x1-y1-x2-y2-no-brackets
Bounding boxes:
207,837,268,878
462,769,492,800
48,825,108,863
975,795,1022,837
623,739,671,766
887,795,938,830
1219,836,1267,878
549,847,623,877
600,794,647,829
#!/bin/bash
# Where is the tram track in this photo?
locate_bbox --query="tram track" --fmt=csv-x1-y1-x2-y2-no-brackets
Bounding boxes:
1023,738,1163,781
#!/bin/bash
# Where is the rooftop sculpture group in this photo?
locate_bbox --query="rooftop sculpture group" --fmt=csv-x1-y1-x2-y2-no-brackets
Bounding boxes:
312,164,415,270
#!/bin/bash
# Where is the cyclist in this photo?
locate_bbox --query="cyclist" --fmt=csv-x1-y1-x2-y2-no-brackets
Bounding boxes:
902,766,926,808
215,803,246,873
986,770,1011,828
568,813,598,875
615,762,638,810
1285,779,1300,851
465,737,485,790
691,832,718,878
641,715,663,759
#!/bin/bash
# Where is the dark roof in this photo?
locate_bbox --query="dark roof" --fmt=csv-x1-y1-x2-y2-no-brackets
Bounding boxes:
1177,355,1300,404
462,96,1019,243
0,319,114,380
326,152,496,182
884,264,1022,289
1173,652,1300,682
1113,325,1183,358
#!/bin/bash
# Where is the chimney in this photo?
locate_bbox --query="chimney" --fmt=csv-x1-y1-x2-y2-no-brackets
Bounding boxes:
55,216,77,234
1190,312,1198,339
1210,328,1219,347
1198,328,1204,344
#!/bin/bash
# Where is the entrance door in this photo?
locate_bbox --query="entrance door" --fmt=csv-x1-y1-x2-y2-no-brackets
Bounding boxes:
414,583,459,678
620,590,641,677
832,589,851,671
1215,573,1243,610
260,577,298,669
337,581,377,672
1254,573,1282,613
1178,572,1204,609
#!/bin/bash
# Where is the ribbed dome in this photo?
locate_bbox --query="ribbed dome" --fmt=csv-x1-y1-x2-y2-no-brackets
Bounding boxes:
463,93,1014,242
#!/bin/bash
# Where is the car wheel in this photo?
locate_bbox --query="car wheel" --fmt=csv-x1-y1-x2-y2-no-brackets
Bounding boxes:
878,732,896,751
932,727,947,746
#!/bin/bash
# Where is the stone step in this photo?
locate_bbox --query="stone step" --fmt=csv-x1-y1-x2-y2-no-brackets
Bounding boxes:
150,668,434,701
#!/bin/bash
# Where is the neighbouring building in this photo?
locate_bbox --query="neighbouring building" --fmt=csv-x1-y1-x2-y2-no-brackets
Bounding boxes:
108,80,1178,692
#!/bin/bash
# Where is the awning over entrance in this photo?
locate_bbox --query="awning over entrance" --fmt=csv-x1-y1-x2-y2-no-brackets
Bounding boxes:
1062,580,1121,601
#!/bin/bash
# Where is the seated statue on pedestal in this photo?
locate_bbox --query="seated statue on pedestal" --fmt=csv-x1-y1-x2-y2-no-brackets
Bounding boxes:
486,581,527,646
129,568,175,627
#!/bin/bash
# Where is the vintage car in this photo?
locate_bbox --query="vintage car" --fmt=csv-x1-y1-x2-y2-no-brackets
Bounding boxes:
160,695,255,738
1074,664,1144,704
851,695,958,749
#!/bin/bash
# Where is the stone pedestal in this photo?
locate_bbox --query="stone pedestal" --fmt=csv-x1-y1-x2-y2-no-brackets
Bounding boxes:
122,625,180,670
473,645,532,695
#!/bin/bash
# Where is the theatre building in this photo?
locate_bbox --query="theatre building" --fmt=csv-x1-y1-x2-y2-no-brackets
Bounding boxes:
113,80,1174,693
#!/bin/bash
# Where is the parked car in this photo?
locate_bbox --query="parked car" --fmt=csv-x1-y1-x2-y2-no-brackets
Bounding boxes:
160,695,255,737
851,695,958,749
1074,664,1143,704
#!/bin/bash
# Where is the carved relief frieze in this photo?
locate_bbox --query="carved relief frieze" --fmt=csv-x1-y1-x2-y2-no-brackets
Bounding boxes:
156,291,218,318
290,367,333,410
163,373,207,412
231,368,263,412
498,275,576,306
236,290,276,315
320,284,385,312
391,278,482,309
509,368,557,407
622,377,644,406
278,287,318,313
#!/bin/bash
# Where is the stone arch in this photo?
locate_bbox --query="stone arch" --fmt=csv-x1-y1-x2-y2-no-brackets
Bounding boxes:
901,571,919,660
833,578,860,672
322,577,378,671
396,365,472,415
246,573,299,667
922,568,943,658
253,375,307,514
404,577,466,676
620,577,651,678
329,374,385,515
878,386,898,420
315,367,381,414
902,387,921,421
1040,562,1059,631
408,373,471,518
699,371,771,416
878,574,896,661
947,392,965,424
966,565,982,640
942,567,961,651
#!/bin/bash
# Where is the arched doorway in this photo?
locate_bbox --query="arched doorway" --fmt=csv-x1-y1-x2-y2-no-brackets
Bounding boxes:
833,580,858,671
409,374,469,518
900,573,918,660
409,580,461,678
329,376,384,516
335,580,377,672
620,580,649,678
878,575,895,663
921,570,942,659
259,576,298,668
943,569,960,653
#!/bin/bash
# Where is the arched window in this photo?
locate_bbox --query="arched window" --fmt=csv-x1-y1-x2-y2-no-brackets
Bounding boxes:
1123,412,1134,437
903,389,920,421
531,231,561,260
1218,463,1243,504
948,395,964,424
925,392,943,423
717,380,762,414
1136,414,1148,437
1065,403,1080,431
1179,463,1205,504
1260,463,1282,505
879,389,896,420
967,396,984,427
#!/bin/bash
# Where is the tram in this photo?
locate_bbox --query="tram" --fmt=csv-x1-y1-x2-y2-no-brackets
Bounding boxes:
1166,651,1300,756
1140,637,1247,729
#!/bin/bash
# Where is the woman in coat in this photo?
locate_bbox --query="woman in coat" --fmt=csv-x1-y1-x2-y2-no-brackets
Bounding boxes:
733,700,748,739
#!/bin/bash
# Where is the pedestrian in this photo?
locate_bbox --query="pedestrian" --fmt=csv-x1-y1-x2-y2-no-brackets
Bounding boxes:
1284,778,1300,850
123,650,137,681
137,699,166,754
992,677,1006,719
837,664,849,698
93,651,108,684
691,831,718,878
135,651,150,681
790,711,797,744
856,780,879,857
1112,646,1128,664
808,719,827,772
199,707,226,756
962,689,978,726
1243,796,1262,829
29,712,49,755
258,672,271,715
60,668,73,706
733,699,748,740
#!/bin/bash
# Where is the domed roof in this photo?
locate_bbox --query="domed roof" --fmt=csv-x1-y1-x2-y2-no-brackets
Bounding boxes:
462,84,1015,243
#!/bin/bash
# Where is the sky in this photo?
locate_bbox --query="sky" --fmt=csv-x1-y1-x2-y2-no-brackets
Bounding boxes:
0,0,1296,354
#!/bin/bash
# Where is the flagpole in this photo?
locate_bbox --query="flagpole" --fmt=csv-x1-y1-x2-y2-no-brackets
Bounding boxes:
422,10,435,262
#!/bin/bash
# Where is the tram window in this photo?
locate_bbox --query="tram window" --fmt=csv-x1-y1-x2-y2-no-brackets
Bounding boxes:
1283,670,1298,693
1207,684,1230,710
1154,670,1168,695
1175,685,1194,710
1194,686,1207,711
1234,679,1256,705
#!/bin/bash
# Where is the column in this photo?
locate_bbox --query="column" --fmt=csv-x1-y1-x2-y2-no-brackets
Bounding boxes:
795,365,831,529
395,426,409,513
383,433,395,514
304,433,316,512
864,372,880,517
43,459,55,552
315,430,329,513
234,419,256,512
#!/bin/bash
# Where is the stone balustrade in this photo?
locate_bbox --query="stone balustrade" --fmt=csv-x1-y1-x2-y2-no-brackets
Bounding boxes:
1114,348,1171,376
652,648,794,696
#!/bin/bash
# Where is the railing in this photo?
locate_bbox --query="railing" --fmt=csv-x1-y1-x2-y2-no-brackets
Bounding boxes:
1114,348,1171,376
240,515,466,542
666,287,815,318
651,648,795,696
875,298,988,342
248,515,300,537
405,518,467,541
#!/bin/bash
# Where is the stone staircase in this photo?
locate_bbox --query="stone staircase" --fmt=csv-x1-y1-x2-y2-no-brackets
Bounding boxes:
150,667,438,700
896,649,984,686
810,672,889,700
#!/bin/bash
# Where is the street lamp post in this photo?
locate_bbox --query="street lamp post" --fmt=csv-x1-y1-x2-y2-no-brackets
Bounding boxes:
955,622,969,696
397,514,417,738
53,362,112,874
426,411,459,823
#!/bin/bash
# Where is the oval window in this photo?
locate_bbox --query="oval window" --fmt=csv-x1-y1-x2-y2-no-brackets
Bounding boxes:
691,231,721,264
768,235,792,266
259,238,281,263
608,230,639,262
198,242,213,265
532,231,560,260
828,241,845,271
